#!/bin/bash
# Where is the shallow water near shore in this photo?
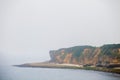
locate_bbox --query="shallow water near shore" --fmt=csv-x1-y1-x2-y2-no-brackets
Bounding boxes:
0,65,120,80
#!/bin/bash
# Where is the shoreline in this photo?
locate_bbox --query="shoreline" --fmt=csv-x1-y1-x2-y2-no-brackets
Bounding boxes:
14,62,120,74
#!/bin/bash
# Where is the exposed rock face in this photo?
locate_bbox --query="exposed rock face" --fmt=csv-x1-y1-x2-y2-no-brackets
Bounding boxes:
49,44,120,66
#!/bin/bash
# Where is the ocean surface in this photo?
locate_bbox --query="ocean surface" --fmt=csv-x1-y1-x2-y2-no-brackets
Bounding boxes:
0,65,120,80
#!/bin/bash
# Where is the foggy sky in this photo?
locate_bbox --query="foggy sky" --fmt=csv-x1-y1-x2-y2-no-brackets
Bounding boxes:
0,0,120,64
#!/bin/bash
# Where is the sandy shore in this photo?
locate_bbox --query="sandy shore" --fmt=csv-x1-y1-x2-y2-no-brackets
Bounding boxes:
14,62,120,74
14,62,83,69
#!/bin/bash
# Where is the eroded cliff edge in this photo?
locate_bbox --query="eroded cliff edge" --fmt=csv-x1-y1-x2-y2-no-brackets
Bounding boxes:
49,44,120,68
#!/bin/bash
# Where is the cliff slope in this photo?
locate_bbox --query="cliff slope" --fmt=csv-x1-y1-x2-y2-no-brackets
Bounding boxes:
49,44,120,67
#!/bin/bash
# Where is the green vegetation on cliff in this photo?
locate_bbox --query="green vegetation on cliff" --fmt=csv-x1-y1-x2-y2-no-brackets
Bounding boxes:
100,44,120,58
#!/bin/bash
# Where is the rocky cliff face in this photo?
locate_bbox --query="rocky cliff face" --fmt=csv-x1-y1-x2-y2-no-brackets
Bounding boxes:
49,44,120,66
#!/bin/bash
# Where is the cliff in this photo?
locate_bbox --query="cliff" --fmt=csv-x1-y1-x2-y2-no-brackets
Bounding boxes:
49,44,120,67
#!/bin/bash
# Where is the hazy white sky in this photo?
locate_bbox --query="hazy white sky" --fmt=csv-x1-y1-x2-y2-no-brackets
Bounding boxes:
0,0,120,64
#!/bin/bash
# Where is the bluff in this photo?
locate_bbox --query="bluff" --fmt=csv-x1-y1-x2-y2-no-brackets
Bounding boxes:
49,44,120,67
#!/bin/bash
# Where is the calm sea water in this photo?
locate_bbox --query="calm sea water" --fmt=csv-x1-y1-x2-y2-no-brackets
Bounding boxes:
0,65,120,80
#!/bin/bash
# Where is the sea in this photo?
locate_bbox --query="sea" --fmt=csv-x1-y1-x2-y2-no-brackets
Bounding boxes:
0,65,120,80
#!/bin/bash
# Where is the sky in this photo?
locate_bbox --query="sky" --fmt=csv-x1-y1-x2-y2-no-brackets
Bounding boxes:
0,0,120,65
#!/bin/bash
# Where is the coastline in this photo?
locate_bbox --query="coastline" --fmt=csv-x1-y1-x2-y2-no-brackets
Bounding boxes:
14,62,120,74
